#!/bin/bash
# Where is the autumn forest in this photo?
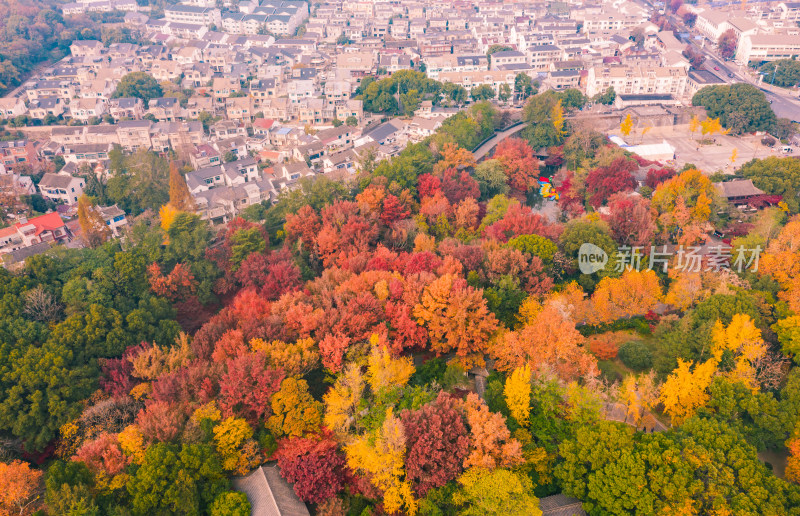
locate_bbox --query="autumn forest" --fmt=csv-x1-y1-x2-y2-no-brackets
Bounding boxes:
4,98,800,516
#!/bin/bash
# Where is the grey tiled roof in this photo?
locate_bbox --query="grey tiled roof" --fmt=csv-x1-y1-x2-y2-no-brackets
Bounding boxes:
232,464,310,516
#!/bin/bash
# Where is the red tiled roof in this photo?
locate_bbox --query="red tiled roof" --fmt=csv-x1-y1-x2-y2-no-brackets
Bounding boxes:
253,118,274,129
0,226,16,238
24,212,66,236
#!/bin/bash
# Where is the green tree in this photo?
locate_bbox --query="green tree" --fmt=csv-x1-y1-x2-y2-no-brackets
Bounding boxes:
443,82,468,105
401,88,422,115
127,443,229,515
759,59,800,88
470,85,496,102
692,83,776,134
453,468,542,516
514,73,535,102
522,91,565,149
210,492,251,516
113,72,163,108
555,418,800,515
106,149,170,215
473,159,510,200
593,86,616,105
498,83,512,103
345,115,358,126
739,156,800,212
558,218,618,284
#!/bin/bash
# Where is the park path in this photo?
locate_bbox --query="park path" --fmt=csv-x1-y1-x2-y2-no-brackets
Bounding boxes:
472,122,529,160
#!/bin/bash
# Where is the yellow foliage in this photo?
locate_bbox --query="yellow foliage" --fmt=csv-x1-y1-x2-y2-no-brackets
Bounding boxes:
504,365,532,427
117,425,147,465
711,314,767,390
552,99,566,137
250,337,320,376
344,408,416,516
267,377,322,438
374,280,389,301
619,375,658,425
159,204,178,233
700,117,724,137
589,269,662,325
516,297,542,327
192,401,222,424
366,335,415,393
129,383,151,401
56,421,82,458
689,115,700,135
659,358,717,426
620,113,633,137
413,233,436,253
323,363,364,435
664,272,706,311
213,417,262,475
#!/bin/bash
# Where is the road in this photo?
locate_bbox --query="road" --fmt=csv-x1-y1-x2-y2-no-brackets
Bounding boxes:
671,13,800,123
700,51,800,122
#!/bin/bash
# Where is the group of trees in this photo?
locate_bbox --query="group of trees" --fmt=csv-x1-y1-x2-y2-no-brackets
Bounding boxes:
357,70,541,115
692,83,781,135
759,59,800,89
7,84,800,516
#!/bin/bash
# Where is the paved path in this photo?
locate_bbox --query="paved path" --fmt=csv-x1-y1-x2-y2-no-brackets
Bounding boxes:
472,122,529,160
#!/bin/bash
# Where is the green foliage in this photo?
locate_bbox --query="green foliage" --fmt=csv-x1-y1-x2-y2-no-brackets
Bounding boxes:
470,84,496,102
522,91,566,149
506,234,557,263
410,357,447,387
473,160,510,200
452,468,542,516
229,228,266,269
484,276,527,327
759,59,800,88
692,83,776,134
558,217,618,287
555,418,800,515
369,142,434,192
594,86,616,105
210,492,251,516
739,156,800,213
127,443,229,515
105,148,170,215
113,72,163,108
357,70,441,114
698,377,791,451
617,340,653,371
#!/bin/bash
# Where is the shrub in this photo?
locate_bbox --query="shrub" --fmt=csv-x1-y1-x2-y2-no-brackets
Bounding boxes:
588,336,619,360
617,341,653,371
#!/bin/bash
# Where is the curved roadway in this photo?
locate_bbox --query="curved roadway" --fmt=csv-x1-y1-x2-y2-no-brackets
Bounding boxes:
472,122,530,160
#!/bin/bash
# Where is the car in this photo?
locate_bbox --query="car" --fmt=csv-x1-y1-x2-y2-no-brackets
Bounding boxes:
714,66,720,71
728,73,735,78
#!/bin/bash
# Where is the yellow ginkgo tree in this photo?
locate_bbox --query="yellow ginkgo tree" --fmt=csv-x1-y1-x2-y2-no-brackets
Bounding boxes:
658,357,717,426
504,365,532,427
620,113,633,137
711,313,768,390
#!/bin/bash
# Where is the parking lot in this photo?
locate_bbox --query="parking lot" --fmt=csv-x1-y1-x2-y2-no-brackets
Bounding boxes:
624,124,783,174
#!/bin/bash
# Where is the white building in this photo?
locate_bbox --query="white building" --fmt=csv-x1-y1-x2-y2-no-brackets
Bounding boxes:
585,65,688,98
37,173,85,205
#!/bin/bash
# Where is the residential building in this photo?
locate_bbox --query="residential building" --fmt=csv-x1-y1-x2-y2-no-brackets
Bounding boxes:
0,213,71,256
585,65,688,98
38,173,85,204
738,33,800,64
